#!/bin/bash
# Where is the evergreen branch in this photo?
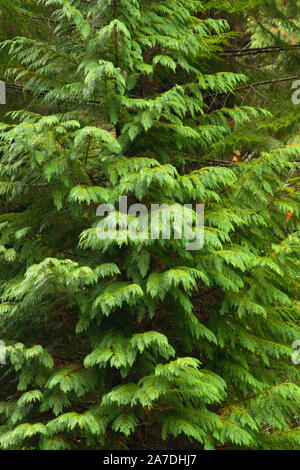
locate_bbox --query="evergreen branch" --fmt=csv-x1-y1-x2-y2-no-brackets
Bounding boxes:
5,82,48,97
6,74,300,105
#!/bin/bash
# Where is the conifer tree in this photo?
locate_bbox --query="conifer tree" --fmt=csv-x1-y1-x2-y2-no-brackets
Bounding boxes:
218,0,300,156
0,0,52,121
0,0,299,450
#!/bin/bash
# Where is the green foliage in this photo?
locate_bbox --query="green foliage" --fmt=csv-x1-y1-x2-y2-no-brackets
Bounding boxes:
0,0,299,451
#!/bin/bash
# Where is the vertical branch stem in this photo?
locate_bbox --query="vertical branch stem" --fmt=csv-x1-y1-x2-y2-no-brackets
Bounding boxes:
113,0,121,137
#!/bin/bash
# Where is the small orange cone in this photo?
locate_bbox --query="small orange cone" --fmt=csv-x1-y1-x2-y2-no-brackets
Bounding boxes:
286,210,293,224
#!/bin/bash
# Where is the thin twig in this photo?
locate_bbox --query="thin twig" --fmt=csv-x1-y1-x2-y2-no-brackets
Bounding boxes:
220,44,300,57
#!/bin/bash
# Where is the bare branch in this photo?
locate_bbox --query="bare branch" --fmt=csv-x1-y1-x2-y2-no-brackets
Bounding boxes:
220,44,300,57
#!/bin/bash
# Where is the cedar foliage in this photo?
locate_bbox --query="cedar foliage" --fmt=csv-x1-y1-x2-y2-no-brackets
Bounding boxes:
0,0,299,450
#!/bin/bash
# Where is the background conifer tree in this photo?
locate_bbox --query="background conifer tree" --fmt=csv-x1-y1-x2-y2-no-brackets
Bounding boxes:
0,0,299,450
